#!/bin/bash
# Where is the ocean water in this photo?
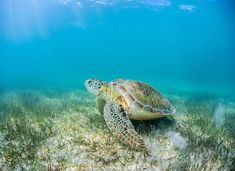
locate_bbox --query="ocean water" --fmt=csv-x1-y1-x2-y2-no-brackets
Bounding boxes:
1,0,235,93
0,0,235,170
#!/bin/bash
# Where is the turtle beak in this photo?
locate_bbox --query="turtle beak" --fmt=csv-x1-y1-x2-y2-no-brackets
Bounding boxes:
85,79,91,88
168,106,176,114
170,107,176,114
85,79,95,94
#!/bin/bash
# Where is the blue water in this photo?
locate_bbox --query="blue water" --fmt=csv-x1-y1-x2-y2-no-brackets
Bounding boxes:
0,0,235,96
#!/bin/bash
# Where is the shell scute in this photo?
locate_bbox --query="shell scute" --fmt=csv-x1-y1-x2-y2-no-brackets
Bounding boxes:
113,79,173,113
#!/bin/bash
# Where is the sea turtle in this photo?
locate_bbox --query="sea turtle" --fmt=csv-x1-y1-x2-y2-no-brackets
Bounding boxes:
85,78,176,150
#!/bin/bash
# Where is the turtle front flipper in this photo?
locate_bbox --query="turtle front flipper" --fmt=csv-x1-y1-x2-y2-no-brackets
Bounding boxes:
104,101,146,150
96,97,106,114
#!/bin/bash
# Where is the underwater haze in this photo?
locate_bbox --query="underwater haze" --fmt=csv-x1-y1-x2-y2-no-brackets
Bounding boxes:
0,0,235,170
0,0,235,94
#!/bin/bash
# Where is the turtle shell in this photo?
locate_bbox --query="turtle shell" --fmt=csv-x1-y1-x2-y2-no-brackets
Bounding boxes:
112,79,175,114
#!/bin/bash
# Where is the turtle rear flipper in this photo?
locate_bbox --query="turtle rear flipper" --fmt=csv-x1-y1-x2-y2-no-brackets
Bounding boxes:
104,101,146,150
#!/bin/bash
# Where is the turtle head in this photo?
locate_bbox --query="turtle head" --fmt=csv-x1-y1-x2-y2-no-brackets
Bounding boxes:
85,79,108,97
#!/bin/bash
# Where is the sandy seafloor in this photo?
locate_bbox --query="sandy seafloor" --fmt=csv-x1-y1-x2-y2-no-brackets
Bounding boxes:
0,88,234,171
